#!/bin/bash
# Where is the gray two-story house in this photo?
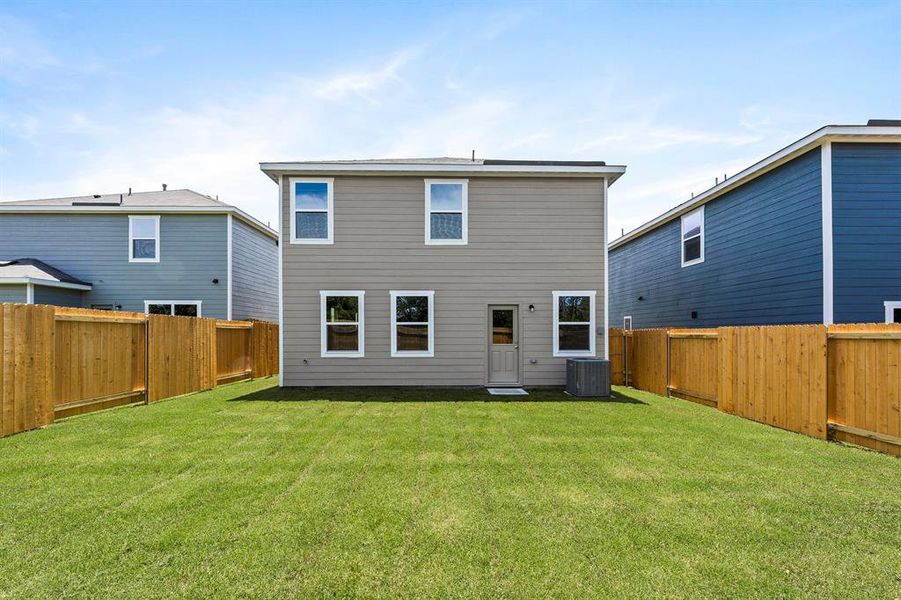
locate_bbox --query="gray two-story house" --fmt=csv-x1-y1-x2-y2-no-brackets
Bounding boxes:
261,158,626,387
0,189,278,321
609,120,901,329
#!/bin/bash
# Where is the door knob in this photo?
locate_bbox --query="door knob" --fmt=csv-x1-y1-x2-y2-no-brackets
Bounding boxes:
514,345,519,349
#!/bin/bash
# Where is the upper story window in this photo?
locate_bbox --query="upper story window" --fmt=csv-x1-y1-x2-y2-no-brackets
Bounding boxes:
129,216,160,263
320,291,364,357
681,206,705,267
291,178,334,244
553,291,596,357
425,179,468,245
391,291,434,357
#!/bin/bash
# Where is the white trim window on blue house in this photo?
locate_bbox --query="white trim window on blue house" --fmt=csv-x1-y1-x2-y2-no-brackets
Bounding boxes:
129,215,160,263
145,300,202,317
680,206,704,267
885,301,901,324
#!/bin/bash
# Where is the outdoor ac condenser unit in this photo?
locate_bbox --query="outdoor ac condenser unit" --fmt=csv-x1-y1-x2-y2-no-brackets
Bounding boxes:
566,358,611,397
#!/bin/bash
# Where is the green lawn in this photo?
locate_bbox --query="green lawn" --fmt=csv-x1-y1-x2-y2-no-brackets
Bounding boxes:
1,380,898,598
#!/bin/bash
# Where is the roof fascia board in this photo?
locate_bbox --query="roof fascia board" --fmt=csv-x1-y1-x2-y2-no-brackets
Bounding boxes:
261,162,627,183
609,126,901,250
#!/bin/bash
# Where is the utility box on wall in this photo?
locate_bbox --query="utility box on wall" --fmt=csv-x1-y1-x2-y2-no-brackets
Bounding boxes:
566,358,611,397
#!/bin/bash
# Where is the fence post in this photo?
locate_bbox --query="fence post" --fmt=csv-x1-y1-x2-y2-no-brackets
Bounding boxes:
665,329,673,398
144,315,150,405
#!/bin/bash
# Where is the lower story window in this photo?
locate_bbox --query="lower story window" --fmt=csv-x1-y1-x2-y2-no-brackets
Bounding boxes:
320,291,364,357
553,291,596,357
885,301,901,324
144,301,202,317
391,291,434,357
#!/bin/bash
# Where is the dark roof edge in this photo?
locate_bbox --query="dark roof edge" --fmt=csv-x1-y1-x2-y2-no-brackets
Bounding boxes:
0,258,92,286
482,159,607,167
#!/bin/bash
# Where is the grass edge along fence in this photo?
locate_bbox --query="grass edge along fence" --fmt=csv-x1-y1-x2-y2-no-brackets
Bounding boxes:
0,303,278,437
610,324,900,457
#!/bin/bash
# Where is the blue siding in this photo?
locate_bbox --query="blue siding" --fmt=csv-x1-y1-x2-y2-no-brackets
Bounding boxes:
832,143,901,323
0,214,228,317
231,218,278,322
610,148,823,328
33,285,83,307
0,285,27,304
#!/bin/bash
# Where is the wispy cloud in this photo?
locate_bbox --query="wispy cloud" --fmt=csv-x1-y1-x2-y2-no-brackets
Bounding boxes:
0,14,59,81
312,47,421,103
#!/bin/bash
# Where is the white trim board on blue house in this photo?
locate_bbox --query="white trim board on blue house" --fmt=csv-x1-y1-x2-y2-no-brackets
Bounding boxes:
609,125,901,251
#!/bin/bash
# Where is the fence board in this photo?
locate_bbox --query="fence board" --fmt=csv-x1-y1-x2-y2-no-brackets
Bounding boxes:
252,321,279,378
217,322,252,382
718,325,827,439
148,315,217,402
0,304,54,436
668,329,718,406
828,323,901,456
630,329,668,396
54,308,146,411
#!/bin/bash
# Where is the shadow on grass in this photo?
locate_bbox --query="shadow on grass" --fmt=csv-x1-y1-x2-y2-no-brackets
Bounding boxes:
228,386,647,405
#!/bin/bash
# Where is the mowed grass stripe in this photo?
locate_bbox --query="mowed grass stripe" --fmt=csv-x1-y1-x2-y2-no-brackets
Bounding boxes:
0,382,898,598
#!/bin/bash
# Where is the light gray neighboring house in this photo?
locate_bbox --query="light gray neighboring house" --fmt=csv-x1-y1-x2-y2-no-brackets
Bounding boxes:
261,158,627,387
0,189,278,321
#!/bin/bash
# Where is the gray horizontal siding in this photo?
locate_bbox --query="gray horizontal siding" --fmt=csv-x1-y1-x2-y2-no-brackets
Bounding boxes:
231,217,278,322
281,176,607,387
610,147,823,328
0,214,228,317
0,285,27,304
33,285,83,307
832,142,901,323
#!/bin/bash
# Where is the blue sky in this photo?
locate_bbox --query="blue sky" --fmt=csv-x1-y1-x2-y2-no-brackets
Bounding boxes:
1,0,899,236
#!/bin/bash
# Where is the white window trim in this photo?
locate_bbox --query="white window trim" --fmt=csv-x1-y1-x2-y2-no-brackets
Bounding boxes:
290,177,334,245
680,206,705,268
390,290,435,358
320,290,364,358
425,179,468,245
143,300,202,317
884,301,901,324
623,315,632,330
552,290,597,357
129,215,160,263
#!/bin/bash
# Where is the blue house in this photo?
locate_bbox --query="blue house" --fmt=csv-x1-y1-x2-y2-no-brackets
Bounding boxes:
610,120,901,328
0,189,278,321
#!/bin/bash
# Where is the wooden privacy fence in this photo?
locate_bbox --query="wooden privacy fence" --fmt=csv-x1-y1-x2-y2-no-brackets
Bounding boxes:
0,303,278,437
611,324,900,456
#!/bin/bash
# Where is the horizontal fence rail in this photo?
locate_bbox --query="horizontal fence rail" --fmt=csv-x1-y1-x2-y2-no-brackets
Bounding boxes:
0,303,279,437
612,324,900,456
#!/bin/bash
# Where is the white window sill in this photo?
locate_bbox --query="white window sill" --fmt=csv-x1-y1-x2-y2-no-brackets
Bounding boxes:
320,351,364,358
